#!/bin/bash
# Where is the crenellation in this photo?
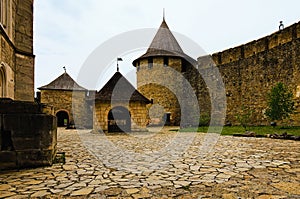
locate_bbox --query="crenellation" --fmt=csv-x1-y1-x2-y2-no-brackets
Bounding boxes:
268,33,279,49
278,25,293,44
211,21,300,66
296,23,300,38
210,53,220,65
244,38,268,58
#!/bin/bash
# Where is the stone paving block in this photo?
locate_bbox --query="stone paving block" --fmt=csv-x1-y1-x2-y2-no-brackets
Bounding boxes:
30,190,50,197
0,191,16,198
70,187,94,196
125,188,139,194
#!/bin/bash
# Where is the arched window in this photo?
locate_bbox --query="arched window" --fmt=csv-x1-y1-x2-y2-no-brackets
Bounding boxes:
0,0,12,35
0,66,6,97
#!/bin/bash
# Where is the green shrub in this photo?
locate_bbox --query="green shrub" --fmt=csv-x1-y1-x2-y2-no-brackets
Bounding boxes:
265,82,295,122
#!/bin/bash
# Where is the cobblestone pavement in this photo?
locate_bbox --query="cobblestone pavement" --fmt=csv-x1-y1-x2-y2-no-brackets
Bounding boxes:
0,127,300,198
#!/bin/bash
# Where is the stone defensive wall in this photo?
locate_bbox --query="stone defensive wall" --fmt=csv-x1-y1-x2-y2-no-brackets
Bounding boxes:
197,21,300,125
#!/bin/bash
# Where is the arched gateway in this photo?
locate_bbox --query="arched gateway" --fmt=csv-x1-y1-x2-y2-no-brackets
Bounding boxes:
108,106,131,132
56,110,69,127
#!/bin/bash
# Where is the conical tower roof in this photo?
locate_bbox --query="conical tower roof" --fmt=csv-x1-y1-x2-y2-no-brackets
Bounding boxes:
147,19,184,55
133,18,196,66
95,71,151,103
38,72,87,91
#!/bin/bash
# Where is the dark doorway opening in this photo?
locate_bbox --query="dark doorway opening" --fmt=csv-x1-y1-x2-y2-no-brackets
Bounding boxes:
163,112,171,126
108,106,131,132
56,111,69,127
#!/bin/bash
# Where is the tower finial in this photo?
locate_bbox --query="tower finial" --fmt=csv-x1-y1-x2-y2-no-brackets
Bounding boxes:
117,57,123,72
63,66,66,73
163,8,165,21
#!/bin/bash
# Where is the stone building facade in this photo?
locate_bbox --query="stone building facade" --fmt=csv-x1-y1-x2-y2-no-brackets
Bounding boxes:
0,0,35,101
38,72,93,128
93,72,151,132
0,0,57,170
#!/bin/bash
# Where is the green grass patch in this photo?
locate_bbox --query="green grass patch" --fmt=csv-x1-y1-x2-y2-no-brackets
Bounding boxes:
178,126,300,136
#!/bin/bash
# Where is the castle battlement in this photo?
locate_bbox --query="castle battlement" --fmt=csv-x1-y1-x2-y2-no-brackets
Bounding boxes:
196,20,300,126
199,21,300,66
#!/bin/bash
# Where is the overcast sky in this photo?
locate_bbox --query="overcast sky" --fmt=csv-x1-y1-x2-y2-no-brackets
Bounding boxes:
34,0,300,92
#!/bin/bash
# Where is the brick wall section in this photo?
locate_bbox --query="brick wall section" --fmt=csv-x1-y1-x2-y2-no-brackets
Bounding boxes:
197,21,300,125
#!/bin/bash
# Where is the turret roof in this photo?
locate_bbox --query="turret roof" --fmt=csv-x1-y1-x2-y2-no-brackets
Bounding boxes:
147,19,184,55
133,19,196,66
95,71,151,103
38,72,87,91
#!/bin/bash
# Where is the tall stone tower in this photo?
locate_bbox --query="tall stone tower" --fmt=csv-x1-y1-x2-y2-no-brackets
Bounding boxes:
0,0,34,101
133,18,196,126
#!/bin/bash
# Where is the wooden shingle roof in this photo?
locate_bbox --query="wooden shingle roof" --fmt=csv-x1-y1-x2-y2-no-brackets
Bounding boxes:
133,19,197,66
38,72,87,91
95,72,151,103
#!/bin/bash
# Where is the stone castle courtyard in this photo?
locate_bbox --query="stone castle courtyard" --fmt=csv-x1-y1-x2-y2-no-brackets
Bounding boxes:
0,128,299,198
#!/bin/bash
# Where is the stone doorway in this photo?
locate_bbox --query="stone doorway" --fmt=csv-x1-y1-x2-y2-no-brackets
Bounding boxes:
56,111,69,127
108,106,131,132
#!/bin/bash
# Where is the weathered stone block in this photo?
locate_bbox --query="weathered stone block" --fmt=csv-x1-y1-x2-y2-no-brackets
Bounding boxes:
12,137,40,150
0,151,17,170
16,149,54,168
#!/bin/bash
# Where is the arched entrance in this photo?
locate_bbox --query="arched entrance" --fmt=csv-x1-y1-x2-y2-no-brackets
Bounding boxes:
108,106,131,132
56,111,69,127
0,67,6,97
